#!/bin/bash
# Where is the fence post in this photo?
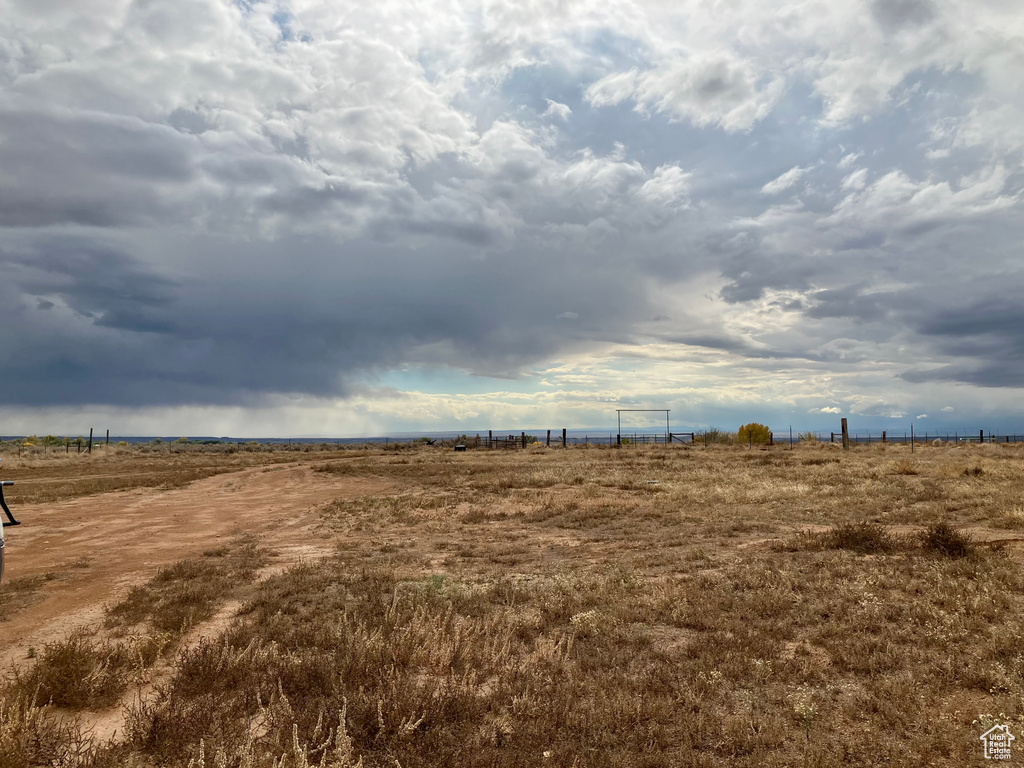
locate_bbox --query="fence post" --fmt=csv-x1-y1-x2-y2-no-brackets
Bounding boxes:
488,430,493,449
830,432,834,444
521,432,526,449
546,429,550,447
980,429,984,443
88,428,93,454
769,431,773,446
106,429,109,446
882,431,886,444
841,418,849,451
562,428,566,448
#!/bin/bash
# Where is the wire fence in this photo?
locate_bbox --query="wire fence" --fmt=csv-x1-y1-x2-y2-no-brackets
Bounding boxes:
806,431,1024,445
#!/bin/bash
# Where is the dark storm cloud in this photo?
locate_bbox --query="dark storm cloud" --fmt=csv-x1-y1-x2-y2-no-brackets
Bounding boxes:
0,233,652,406
9,240,180,333
0,110,199,228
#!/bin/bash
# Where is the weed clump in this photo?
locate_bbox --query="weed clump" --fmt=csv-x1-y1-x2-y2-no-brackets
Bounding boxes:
0,695,101,767
825,521,901,554
105,538,267,635
919,522,974,558
10,633,137,710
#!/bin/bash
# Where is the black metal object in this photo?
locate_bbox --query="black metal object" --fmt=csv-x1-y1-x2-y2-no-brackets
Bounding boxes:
1,481,19,527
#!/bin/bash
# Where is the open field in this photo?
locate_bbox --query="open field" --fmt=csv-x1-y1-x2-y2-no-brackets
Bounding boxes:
2,441,1024,766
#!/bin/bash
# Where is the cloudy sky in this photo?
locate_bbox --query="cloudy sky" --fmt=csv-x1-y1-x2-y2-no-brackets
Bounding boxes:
1,0,1022,437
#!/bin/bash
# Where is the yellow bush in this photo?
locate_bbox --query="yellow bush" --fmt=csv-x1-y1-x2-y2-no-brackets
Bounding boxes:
737,423,772,445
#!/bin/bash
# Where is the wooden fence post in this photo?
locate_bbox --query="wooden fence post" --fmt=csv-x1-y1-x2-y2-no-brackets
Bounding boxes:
88,428,93,454
521,432,526,449
841,418,849,451
562,428,567,448
546,429,550,447
105,429,109,446
882,431,886,444
980,429,984,443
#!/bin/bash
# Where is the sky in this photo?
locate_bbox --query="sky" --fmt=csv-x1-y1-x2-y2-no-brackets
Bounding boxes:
1,0,1022,437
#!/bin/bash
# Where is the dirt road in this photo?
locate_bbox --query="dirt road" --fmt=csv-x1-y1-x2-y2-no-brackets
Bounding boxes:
0,463,389,668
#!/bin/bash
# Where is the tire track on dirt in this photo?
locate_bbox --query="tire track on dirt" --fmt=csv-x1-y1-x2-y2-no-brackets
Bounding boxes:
0,464,391,668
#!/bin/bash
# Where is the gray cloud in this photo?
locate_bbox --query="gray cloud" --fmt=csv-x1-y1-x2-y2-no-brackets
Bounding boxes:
0,0,1022,430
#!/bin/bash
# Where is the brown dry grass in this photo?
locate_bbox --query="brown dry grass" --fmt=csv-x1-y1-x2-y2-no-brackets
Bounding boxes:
0,447,345,505
3,440,1024,766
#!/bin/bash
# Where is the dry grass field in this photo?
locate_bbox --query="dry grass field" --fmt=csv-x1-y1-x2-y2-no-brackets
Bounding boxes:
2,440,1024,766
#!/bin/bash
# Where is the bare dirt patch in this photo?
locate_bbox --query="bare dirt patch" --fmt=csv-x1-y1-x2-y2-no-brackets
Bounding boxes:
0,463,391,668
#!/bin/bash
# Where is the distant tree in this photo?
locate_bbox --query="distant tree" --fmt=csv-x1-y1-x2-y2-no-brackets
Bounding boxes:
738,423,772,445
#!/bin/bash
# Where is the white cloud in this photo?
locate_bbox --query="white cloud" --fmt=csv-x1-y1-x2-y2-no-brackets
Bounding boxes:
762,166,810,195
543,99,572,121
826,164,1018,237
941,406,955,412
916,413,928,419
841,168,868,191
636,164,690,207
586,54,785,132
838,151,863,169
